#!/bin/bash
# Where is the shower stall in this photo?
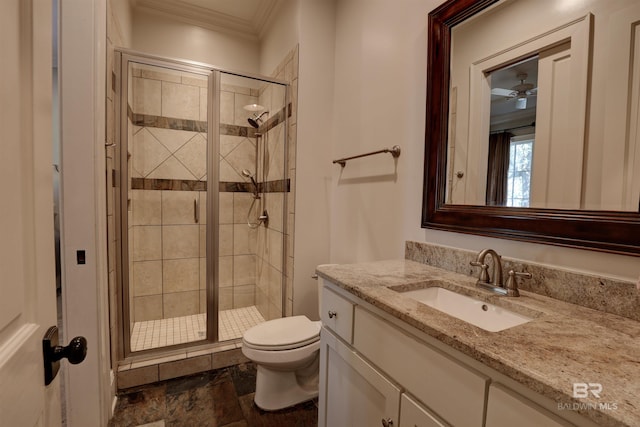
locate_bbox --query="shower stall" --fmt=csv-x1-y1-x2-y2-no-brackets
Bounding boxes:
115,50,289,356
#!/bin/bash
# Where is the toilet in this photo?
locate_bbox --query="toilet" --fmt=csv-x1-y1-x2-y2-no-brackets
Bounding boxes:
241,282,322,411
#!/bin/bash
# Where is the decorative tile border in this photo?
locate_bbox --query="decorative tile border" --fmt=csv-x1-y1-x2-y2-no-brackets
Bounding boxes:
132,177,206,192
405,240,640,321
220,123,256,137
131,177,290,194
131,112,208,133
127,104,290,137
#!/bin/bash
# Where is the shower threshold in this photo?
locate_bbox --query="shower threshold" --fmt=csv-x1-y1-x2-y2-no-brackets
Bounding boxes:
130,306,265,352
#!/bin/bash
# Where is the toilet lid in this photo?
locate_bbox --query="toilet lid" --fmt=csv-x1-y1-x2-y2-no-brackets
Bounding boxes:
243,316,321,350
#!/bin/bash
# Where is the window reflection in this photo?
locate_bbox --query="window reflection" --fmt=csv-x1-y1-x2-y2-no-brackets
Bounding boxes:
507,137,533,207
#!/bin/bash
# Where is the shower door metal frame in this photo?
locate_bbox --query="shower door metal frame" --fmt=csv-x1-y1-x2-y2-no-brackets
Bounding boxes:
115,50,220,358
114,49,290,360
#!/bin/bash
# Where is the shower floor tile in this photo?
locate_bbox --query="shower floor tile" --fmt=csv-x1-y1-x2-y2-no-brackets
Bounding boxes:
218,305,266,341
131,306,266,352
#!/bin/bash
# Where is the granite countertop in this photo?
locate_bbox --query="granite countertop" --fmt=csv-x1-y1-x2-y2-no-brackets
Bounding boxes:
316,259,640,427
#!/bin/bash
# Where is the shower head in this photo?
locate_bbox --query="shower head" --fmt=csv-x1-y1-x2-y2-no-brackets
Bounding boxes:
247,111,269,128
242,169,259,198
242,168,257,184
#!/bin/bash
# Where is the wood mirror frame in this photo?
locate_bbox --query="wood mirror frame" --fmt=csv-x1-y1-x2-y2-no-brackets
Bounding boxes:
421,0,640,256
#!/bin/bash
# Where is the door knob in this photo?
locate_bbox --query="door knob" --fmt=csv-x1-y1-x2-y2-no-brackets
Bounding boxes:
381,418,394,427
43,325,87,385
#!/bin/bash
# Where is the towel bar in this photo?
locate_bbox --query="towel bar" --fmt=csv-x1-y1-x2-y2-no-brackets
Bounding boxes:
333,145,401,167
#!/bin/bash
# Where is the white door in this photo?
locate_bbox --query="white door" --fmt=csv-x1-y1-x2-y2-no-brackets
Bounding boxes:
0,0,61,426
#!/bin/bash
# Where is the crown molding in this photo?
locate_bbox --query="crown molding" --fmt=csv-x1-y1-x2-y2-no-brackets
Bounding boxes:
254,0,283,40
133,0,281,42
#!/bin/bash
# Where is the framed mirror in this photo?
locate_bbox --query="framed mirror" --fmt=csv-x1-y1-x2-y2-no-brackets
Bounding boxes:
422,0,640,255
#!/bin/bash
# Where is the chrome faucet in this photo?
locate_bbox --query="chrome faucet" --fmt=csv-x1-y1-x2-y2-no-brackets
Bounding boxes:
470,249,531,297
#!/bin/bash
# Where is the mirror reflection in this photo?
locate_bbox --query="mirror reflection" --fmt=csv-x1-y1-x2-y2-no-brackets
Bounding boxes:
487,57,538,207
446,0,640,212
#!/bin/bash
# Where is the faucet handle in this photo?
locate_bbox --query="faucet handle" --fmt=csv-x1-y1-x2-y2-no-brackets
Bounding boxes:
470,261,490,283
505,270,532,297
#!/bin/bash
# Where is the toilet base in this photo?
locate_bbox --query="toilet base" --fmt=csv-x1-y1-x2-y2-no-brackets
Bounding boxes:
253,356,319,411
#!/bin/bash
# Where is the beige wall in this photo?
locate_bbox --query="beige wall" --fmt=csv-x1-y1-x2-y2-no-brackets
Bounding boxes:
109,0,132,46
330,0,432,263
131,9,259,73
259,0,300,76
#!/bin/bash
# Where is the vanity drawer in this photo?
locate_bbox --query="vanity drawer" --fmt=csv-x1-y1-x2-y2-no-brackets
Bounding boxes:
354,307,488,427
321,281,354,343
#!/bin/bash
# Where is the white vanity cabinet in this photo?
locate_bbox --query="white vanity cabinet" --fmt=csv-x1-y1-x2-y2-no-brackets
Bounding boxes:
319,279,465,427
319,326,446,427
318,278,600,427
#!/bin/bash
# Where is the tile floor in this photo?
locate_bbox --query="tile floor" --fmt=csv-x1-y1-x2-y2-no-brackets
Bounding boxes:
131,307,265,352
109,362,318,427
218,306,265,342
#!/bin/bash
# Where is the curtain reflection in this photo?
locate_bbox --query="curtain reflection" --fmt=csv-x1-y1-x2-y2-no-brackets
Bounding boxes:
486,132,512,206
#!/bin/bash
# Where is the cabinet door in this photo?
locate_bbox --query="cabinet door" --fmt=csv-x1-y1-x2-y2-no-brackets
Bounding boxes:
319,327,401,427
486,384,573,427
400,394,447,427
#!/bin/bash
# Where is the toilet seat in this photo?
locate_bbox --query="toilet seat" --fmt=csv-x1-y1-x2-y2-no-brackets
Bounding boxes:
243,315,321,351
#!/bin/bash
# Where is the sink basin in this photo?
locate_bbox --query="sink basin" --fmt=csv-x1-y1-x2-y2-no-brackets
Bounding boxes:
399,286,533,332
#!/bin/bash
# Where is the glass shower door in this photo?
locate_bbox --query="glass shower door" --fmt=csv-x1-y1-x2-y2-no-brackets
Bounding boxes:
121,57,213,353
216,72,288,341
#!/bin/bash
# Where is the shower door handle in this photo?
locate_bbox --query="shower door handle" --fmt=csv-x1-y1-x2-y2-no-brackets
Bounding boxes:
194,198,199,223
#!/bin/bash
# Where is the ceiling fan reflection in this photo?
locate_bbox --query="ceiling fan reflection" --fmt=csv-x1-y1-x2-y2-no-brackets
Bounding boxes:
491,73,537,109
